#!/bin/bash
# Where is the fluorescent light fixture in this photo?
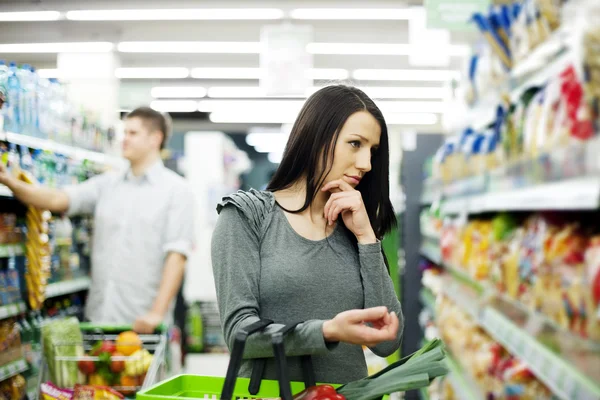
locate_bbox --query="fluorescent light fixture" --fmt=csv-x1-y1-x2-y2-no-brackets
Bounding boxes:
384,112,438,125
116,67,189,79
353,69,459,81
246,132,290,147
207,87,307,99
199,99,304,113
290,8,415,20
307,42,469,57
191,67,348,80
0,11,61,21
199,99,445,114
191,68,261,79
150,100,197,112
211,110,439,125
309,68,349,80
151,86,207,98
118,41,261,54
66,8,283,21
206,86,446,100
0,42,114,53
268,152,283,164
360,87,446,99
210,111,298,124
307,43,412,55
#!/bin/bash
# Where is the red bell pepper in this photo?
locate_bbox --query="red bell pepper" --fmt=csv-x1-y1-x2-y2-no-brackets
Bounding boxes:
293,385,346,400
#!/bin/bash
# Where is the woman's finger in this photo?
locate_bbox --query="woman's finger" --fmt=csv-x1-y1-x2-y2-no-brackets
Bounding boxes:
322,179,355,193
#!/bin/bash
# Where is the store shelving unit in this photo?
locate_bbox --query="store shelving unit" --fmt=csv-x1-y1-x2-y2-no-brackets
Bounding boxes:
0,131,124,168
0,243,25,257
0,359,28,382
445,355,484,400
422,240,600,400
419,241,442,265
45,277,91,299
0,302,27,320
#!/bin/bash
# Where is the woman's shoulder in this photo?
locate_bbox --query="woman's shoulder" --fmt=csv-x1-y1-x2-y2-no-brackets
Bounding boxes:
216,189,276,236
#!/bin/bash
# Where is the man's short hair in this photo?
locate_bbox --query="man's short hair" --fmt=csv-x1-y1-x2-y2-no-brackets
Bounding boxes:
126,107,172,150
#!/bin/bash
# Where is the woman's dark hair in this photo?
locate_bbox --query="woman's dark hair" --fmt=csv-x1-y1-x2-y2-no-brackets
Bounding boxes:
267,84,396,239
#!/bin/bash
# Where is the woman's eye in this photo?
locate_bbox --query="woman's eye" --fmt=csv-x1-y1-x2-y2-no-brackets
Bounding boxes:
350,141,361,148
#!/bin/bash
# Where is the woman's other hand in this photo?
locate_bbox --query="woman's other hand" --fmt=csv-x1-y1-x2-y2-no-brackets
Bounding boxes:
322,306,399,347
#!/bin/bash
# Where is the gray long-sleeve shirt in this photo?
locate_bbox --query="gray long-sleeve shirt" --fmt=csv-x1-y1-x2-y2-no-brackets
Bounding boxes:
211,189,403,384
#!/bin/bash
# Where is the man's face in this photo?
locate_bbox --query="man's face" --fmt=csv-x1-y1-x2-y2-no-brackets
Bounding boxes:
122,117,161,162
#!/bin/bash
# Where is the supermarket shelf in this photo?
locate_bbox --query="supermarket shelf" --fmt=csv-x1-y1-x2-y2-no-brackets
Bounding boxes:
0,131,124,167
420,242,442,265
444,354,484,400
421,228,440,242
442,175,600,215
45,277,91,298
0,302,27,320
481,308,600,400
0,243,25,257
0,358,28,383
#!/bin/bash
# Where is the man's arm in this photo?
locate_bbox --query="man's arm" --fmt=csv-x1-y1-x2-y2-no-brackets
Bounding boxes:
0,165,69,213
133,252,186,334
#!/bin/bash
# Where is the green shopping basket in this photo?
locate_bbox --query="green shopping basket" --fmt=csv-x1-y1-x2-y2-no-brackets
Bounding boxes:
137,319,372,400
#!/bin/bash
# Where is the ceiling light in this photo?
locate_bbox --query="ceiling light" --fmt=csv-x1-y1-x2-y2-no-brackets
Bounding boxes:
384,113,438,125
353,69,459,81
116,67,189,79
246,132,290,147
66,8,283,21
0,42,114,53
151,86,207,98
210,111,298,124
118,41,261,54
191,67,348,80
377,101,446,113
199,99,304,113
206,86,446,99
307,43,412,55
360,87,446,99
150,100,197,112
268,152,283,164
207,87,307,99
0,11,61,21
290,8,415,20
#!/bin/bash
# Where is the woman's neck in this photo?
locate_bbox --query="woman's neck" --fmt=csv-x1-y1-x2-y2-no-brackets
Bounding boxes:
274,179,330,224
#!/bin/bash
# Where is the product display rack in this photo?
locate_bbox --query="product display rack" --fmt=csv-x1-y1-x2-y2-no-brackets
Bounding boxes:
0,302,27,320
0,243,25,257
0,359,28,383
45,276,92,299
420,239,600,400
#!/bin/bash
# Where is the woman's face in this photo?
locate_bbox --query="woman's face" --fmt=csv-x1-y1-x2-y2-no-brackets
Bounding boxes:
323,110,381,189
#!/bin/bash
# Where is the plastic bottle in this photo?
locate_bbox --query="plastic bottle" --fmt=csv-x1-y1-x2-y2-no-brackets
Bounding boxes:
186,302,204,353
0,60,8,131
36,77,51,139
17,64,31,135
29,66,39,137
6,62,21,133
6,256,20,304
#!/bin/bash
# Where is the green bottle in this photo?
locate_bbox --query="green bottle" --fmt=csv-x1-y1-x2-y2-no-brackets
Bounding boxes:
186,302,204,353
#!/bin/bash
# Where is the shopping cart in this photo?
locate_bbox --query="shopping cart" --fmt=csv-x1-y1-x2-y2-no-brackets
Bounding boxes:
38,323,168,398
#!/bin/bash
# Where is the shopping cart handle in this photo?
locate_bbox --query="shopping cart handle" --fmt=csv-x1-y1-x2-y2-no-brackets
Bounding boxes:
79,323,167,334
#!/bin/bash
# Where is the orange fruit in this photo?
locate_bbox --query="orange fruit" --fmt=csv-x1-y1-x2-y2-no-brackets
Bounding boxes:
119,375,140,395
116,331,142,356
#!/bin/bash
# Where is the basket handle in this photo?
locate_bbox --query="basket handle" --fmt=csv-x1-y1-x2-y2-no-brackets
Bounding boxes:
220,319,273,400
272,322,316,400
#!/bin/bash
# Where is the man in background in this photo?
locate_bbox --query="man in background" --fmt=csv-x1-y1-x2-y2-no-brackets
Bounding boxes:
0,107,195,333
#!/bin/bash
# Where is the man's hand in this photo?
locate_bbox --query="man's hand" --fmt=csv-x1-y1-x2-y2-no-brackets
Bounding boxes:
133,312,163,334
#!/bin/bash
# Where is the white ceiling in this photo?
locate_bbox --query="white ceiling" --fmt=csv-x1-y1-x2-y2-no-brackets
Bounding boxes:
0,0,476,133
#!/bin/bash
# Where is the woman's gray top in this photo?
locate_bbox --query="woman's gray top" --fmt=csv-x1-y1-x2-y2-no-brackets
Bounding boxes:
211,189,403,384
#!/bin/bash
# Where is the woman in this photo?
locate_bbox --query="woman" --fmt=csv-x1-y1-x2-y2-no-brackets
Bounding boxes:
211,85,403,384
